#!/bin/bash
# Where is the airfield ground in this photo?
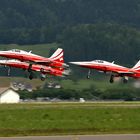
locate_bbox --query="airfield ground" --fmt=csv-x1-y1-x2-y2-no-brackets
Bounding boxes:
0,134,140,140
0,102,139,136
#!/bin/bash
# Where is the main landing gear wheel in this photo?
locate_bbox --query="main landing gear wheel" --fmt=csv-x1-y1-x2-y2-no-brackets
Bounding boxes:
40,73,46,81
110,75,114,83
87,75,90,79
123,77,128,84
40,77,45,81
29,72,34,80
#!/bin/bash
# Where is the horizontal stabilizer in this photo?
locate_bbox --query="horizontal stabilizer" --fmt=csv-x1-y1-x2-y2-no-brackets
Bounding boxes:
117,71,135,74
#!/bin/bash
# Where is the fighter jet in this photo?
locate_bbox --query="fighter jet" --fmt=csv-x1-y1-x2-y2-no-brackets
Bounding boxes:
0,59,70,81
70,60,140,83
0,48,69,71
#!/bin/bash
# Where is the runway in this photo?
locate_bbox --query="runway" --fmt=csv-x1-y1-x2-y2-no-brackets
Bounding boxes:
0,134,140,140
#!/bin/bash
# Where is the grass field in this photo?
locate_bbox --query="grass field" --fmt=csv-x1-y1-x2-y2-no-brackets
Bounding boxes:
0,102,140,136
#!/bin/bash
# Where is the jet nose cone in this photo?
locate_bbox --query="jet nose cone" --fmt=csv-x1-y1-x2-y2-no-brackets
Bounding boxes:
0,60,7,64
0,51,6,55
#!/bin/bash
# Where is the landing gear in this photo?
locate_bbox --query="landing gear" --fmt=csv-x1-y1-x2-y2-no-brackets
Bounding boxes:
28,64,32,72
40,74,46,81
40,68,45,73
87,70,91,79
29,75,33,80
123,76,128,83
41,76,45,81
110,75,114,83
7,67,11,76
29,72,34,80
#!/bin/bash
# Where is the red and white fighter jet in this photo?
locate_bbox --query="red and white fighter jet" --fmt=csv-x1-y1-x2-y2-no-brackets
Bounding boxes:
0,48,69,70
0,59,69,81
70,60,140,83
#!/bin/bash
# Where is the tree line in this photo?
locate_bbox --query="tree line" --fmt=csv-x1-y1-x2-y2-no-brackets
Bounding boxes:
0,0,140,44
19,86,139,101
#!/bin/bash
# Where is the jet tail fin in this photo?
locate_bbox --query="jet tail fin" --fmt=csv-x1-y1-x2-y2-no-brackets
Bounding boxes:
132,60,140,71
49,48,64,63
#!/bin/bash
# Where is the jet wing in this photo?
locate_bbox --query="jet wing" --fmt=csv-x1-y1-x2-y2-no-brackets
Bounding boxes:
33,60,62,68
32,60,69,69
33,60,52,66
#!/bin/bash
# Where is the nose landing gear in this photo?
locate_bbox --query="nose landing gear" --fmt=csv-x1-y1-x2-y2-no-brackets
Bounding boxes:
110,75,114,83
87,70,91,79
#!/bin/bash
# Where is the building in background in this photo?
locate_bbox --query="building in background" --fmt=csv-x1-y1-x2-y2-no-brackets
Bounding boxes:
0,88,20,103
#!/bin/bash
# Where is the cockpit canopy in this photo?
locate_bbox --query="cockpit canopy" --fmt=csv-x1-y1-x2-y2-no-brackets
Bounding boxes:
93,60,104,63
9,49,30,54
10,49,21,52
